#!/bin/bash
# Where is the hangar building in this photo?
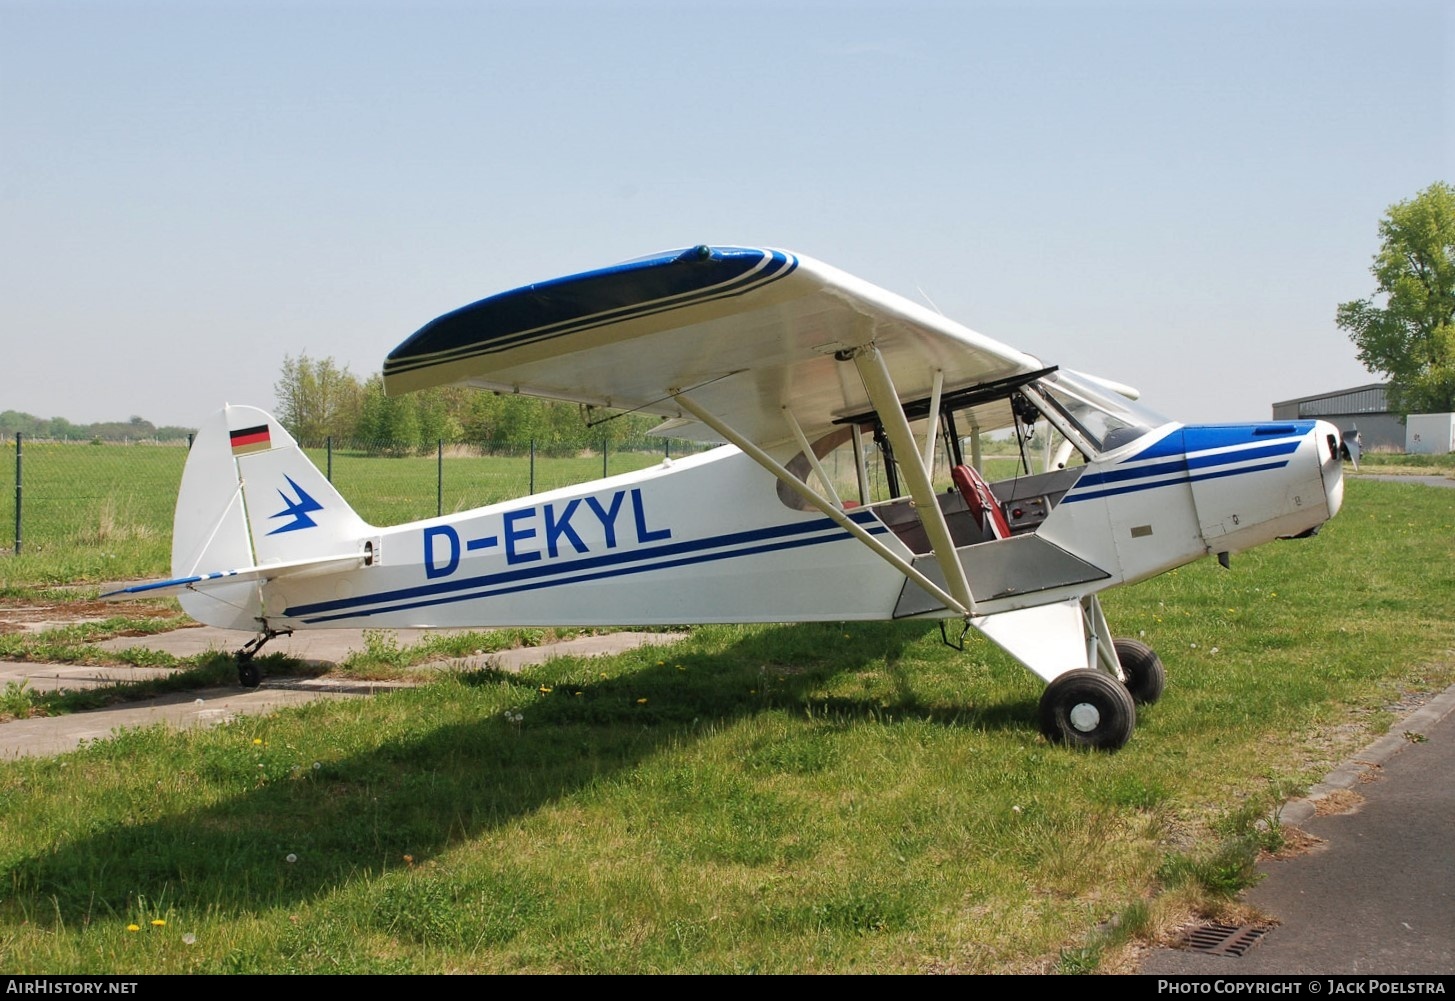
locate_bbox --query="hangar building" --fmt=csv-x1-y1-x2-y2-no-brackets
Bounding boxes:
1271,383,1404,451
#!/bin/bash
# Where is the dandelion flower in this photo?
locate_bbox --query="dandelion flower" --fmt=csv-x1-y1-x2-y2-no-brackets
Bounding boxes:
182,933,197,946
636,698,648,705
285,853,298,864
151,919,166,927
252,738,263,746
537,685,552,694
126,924,140,933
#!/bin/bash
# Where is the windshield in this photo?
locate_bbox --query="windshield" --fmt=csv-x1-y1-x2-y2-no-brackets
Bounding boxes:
1034,370,1167,453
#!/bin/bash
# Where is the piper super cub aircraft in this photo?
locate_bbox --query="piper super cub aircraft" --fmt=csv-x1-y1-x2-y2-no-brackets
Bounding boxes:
108,246,1358,749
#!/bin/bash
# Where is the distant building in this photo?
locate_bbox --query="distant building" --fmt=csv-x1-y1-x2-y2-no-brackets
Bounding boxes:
1271,383,1404,451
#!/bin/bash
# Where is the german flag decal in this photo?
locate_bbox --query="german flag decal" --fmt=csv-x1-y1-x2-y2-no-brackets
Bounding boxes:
230,424,272,455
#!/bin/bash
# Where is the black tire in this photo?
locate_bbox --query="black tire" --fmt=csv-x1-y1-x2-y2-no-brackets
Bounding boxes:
1113,638,1166,705
1038,669,1136,750
238,659,262,688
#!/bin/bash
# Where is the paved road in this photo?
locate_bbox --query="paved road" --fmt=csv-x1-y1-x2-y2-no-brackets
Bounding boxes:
1357,473,1455,488
1140,686,1455,975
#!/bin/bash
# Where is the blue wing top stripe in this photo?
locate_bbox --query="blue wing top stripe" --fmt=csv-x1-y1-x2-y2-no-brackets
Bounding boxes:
385,247,797,377
285,509,884,621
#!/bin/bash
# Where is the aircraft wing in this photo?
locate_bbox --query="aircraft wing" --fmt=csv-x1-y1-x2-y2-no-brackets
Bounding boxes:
383,246,1044,448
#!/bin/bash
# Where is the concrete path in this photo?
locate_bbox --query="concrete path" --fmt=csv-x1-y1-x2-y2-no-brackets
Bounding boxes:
0,626,688,760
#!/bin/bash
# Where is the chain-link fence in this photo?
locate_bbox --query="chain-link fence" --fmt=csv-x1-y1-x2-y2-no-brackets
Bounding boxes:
1,434,710,584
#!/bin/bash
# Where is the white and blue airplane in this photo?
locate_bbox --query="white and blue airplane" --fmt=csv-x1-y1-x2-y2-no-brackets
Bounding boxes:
108,246,1358,749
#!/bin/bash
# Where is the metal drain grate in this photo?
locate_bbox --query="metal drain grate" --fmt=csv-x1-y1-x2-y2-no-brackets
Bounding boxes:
1181,922,1271,957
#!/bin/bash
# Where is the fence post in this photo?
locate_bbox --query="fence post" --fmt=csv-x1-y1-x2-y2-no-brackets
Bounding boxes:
529,439,535,494
602,436,608,478
664,438,670,458
326,436,333,483
437,439,444,518
187,432,194,450
12,433,20,556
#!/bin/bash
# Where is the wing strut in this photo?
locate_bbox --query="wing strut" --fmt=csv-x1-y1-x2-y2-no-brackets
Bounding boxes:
670,391,971,617
849,345,978,615
781,406,843,509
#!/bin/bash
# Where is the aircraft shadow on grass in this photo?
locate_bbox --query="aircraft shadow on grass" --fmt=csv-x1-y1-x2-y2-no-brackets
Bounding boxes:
6,620,1045,929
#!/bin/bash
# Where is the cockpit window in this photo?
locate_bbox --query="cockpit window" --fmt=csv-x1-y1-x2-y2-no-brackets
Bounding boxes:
1034,371,1166,453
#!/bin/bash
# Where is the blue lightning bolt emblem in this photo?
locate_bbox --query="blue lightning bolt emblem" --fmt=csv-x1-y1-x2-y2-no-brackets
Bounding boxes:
267,475,324,534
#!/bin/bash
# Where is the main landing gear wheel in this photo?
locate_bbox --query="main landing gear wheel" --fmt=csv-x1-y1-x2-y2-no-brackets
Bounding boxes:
1038,669,1137,751
1113,638,1165,705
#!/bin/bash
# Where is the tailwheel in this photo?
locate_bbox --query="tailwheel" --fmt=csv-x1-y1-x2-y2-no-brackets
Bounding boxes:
234,628,288,689
237,656,262,689
1038,669,1136,750
1113,638,1165,705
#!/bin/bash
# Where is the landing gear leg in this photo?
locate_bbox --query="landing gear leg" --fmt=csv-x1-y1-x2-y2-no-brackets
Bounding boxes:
235,628,293,688
1032,595,1137,750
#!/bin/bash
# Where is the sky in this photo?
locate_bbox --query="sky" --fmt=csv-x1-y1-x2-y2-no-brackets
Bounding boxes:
2,0,1451,428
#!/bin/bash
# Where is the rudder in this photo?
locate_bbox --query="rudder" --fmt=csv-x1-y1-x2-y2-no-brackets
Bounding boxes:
172,405,369,629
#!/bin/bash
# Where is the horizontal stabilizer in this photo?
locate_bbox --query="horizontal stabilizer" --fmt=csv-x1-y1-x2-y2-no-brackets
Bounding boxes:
101,553,365,601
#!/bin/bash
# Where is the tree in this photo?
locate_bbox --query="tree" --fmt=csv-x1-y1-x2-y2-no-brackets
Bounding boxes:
1337,182,1455,416
356,375,421,455
274,354,363,443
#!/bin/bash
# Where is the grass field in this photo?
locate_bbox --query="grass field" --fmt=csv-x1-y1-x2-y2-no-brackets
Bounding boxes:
0,476,1452,973
0,440,676,587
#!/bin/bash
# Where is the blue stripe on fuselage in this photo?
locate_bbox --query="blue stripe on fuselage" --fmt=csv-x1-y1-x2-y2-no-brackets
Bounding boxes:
1063,460,1292,503
296,520,890,624
285,510,884,622
1063,431,1307,504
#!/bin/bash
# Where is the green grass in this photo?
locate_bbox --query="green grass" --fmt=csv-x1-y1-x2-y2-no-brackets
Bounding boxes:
319,447,671,526
1353,450,1455,478
0,479,1450,973
0,441,676,586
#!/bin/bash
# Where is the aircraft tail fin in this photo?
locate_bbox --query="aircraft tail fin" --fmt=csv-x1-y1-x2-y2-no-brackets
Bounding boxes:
168,405,371,629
